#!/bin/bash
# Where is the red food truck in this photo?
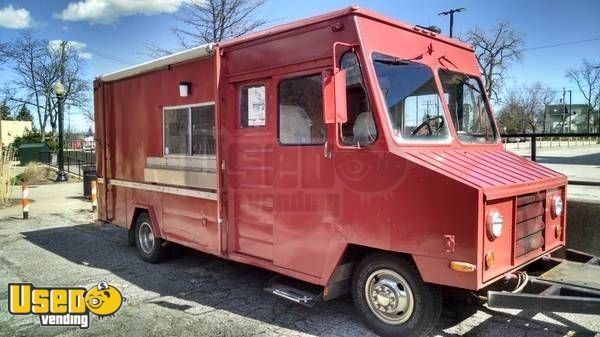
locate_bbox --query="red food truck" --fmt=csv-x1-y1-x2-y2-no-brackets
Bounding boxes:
94,6,600,337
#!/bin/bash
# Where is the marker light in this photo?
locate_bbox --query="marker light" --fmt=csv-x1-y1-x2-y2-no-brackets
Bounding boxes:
487,211,504,239
485,251,495,269
552,195,564,218
450,261,476,273
555,224,563,240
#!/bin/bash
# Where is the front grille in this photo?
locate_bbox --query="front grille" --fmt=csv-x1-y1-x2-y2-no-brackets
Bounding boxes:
515,193,545,257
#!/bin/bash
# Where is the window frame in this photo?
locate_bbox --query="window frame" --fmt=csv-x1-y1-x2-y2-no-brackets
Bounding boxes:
338,50,379,147
162,101,216,157
276,73,327,146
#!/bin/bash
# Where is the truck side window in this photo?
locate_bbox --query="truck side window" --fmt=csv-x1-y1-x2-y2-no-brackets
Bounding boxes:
164,108,190,155
240,84,266,127
164,104,215,156
191,105,216,155
340,52,377,145
278,74,326,145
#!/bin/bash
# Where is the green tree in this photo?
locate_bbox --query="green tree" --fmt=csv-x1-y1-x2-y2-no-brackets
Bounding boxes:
15,104,33,121
0,100,13,120
10,130,58,151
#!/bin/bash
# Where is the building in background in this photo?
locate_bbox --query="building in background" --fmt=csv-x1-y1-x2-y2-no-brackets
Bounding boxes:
0,120,33,148
543,104,598,133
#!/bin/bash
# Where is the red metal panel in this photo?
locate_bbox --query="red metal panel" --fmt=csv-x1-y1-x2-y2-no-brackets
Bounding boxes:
93,79,107,222
162,193,218,253
482,198,514,282
545,188,566,250
404,149,566,194
108,57,215,182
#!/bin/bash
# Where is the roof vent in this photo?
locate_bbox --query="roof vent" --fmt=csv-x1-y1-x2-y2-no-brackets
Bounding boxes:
416,25,442,34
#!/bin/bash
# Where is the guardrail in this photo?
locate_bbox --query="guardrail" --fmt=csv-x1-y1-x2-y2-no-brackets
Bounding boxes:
501,133,600,187
501,133,600,162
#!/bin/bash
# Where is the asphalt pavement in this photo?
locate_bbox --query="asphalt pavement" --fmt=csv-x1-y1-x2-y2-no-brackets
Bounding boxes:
0,183,599,337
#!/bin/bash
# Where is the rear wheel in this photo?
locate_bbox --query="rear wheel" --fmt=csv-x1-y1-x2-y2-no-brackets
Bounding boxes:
352,253,442,337
134,212,170,263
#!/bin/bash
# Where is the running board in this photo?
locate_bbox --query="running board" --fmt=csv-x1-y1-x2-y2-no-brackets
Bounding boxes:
264,275,323,307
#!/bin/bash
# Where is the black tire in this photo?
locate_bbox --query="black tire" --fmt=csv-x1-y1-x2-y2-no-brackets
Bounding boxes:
127,228,135,246
352,253,442,337
134,212,170,263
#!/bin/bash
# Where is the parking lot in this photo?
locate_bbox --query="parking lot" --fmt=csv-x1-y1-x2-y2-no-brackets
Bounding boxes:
0,183,599,337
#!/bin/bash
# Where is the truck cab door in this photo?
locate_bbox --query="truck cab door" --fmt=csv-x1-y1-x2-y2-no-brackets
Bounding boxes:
270,70,337,278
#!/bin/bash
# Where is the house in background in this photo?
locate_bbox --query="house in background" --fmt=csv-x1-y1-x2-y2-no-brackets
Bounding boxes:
543,104,598,133
0,120,32,148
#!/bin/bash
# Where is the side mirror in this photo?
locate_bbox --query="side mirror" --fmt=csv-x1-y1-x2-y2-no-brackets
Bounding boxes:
322,69,348,124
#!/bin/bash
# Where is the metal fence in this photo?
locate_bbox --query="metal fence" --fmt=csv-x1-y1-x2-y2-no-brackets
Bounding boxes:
501,133,600,162
47,140,96,177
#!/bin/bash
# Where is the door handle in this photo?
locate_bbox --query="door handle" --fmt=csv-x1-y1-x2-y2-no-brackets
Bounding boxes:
323,141,332,159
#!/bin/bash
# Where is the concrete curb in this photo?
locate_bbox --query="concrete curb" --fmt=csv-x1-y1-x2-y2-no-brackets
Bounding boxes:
567,200,600,256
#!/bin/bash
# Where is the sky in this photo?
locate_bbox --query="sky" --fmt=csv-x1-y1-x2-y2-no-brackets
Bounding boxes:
0,0,599,131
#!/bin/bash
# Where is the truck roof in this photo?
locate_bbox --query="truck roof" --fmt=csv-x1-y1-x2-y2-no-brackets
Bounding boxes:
99,6,473,83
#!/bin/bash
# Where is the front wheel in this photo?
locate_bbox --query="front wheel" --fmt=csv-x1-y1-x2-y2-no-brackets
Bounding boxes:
352,253,442,337
134,212,170,263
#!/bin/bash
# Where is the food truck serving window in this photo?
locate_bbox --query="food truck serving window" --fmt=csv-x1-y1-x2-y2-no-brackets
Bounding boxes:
163,103,215,156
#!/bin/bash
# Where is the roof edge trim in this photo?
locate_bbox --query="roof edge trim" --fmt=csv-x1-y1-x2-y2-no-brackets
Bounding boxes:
99,43,215,82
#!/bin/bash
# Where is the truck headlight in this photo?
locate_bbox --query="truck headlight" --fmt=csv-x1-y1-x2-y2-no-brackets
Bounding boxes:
487,211,504,239
552,195,563,218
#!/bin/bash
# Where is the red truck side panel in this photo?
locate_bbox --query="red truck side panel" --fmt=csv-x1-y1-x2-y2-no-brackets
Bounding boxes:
97,57,218,241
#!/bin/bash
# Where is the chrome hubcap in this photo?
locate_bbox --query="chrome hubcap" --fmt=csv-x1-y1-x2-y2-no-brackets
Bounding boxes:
138,222,155,254
365,269,414,324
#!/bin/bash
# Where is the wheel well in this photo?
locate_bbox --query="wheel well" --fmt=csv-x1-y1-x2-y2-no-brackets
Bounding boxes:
324,244,417,301
339,244,416,266
130,207,148,231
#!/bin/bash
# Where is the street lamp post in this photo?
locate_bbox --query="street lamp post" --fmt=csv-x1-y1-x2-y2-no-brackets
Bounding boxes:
53,81,68,182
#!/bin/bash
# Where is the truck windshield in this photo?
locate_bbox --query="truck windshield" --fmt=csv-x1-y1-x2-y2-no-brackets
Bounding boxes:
438,70,497,144
372,54,449,142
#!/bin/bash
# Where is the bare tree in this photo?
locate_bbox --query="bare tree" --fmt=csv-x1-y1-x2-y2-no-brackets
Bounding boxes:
3,34,89,140
464,22,523,101
497,82,556,133
566,59,600,132
149,0,267,56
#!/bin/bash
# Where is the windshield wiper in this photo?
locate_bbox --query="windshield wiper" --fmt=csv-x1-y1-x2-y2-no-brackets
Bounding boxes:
456,77,481,93
438,55,480,93
373,53,423,65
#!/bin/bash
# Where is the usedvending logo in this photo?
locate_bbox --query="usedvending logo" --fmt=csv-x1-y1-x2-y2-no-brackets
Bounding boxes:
7,281,125,328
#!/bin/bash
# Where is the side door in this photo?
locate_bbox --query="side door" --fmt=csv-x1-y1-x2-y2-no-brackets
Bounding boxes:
93,80,113,221
224,78,277,261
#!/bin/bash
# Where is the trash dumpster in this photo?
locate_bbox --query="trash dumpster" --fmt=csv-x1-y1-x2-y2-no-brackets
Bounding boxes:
83,165,97,198
19,143,52,166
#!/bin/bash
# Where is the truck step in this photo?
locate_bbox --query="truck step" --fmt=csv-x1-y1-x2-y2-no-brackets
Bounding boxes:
264,275,323,307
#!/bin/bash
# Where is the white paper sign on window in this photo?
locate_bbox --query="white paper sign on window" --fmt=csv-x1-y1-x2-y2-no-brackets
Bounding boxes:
247,86,266,126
